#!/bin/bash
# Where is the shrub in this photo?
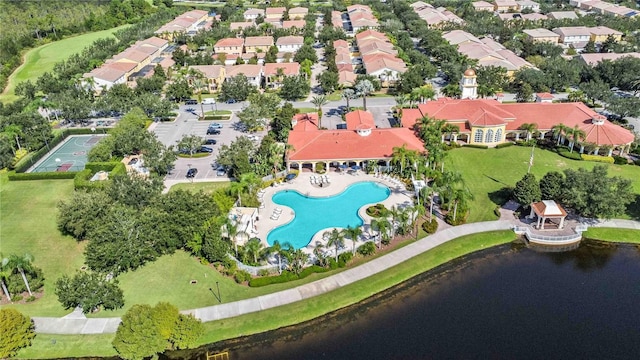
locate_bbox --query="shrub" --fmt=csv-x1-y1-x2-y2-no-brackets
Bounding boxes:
581,154,614,163
12,295,24,302
233,270,252,284
421,218,438,234
85,162,119,173
634,159,640,166
25,296,36,302
366,203,388,217
248,266,328,287
357,242,376,256
315,162,325,173
613,155,628,165
338,252,353,267
298,265,328,278
445,209,468,226
515,139,537,147
495,142,514,149
0,308,36,358
110,162,127,176
464,144,489,149
557,149,582,160
8,171,78,181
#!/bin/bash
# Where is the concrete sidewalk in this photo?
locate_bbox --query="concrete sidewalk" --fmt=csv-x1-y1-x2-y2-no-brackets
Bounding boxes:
32,218,640,334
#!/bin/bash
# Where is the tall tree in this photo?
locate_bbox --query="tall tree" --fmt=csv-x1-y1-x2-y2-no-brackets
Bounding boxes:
310,95,328,129
324,228,344,262
8,254,35,297
113,304,166,360
343,226,362,255
355,79,374,111
0,308,36,358
513,173,541,209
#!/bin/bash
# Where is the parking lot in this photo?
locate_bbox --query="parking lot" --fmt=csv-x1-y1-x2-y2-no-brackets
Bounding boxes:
151,107,266,180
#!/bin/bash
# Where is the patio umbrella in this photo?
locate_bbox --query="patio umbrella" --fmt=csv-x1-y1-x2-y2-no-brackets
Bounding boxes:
338,164,348,171
285,173,297,181
351,165,362,171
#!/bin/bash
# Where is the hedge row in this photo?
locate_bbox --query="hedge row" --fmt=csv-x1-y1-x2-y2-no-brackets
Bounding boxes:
495,142,514,149
85,162,119,173
581,154,614,163
8,171,79,181
74,162,125,190
248,265,328,287
557,149,582,161
463,144,489,149
201,115,231,121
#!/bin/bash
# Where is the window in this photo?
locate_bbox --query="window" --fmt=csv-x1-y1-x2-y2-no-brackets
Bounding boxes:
495,128,502,142
474,129,484,143
486,129,494,143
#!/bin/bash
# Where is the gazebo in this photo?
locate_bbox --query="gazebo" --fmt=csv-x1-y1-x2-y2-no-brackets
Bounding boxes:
528,200,567,230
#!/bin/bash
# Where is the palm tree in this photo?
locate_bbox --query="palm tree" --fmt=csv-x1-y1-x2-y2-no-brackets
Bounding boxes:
477,84,496,99
244,238,263,264
519,123,538,141
388,205,402,237
441,123,459,143
188,69,207,118
225,220,240,257
311,95,328,129
391,144,419,178
371,217,391,247
9,253,35,296
0,255,12,302
551,123,569,146
420,185,438,221
440,84,461,98
410,85,436,104
568,125,586,153
2,124,23,152
342,88,356,111
451,187,474,222
313,243,329,268
355,79,374,111
324,228,345,262
268,240,283,273
344,226,363,255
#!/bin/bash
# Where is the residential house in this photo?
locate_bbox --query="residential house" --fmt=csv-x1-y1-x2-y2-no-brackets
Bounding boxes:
333,39,350,50
358,41,397,57
214,38,244,55
355,29,389,43
535,92,554,103
230,22,255,31
224,64,263,88
413,5,465,28
282,20,306,30
552,26,591,45
590,1,614,14
331,11,343,29
548,11,579,20
338,71,357,87
189,65,226,92
155,10,209,39
499,13,548,21
276,36,304,53
589,26,623,43
602,5,639,17
493,0,519,12
263,18,282,28
112,49,152,72
516,0,540,12
523,28,560,43
244,36,274,54
83,62,136,92
264,62,301,88
265,7,286,20
362,54,406,85
472,1,495,11
350,13,379,32
579,52,640,66
135,36,169,54
243,8,264,22
288,7,308,20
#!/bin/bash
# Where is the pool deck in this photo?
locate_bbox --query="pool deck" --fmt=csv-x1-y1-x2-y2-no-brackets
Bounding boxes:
254,171,414,255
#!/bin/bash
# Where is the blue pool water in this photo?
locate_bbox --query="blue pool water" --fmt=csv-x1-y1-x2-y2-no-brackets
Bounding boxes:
267,182,390,249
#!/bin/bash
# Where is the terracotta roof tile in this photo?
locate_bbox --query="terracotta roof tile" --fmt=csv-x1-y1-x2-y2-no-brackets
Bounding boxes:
345,110,375,130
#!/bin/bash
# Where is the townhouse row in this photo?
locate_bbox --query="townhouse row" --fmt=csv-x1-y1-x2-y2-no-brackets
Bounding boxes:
188,62,301,92
411,1,465,28
569,0,639,18
330,4,380,35
155,10,212,39
523,26,622,48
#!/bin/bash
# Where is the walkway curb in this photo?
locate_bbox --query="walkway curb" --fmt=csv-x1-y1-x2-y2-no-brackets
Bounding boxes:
32,219,640,334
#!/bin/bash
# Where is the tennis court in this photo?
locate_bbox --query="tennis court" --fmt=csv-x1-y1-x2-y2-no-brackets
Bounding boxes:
29,135,105,173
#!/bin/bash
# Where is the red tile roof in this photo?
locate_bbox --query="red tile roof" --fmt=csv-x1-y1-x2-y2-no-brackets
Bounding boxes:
264,62,300,76
215,38,244,47
288,127,424,161
401,99,635,146
345,110,375,130
292,113,319,132
536,92,554,99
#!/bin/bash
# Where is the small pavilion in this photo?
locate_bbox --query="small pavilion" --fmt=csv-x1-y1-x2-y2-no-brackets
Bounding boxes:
528,200,567,230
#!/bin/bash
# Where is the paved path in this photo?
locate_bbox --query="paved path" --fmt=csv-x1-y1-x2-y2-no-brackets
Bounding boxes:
32,218,640,334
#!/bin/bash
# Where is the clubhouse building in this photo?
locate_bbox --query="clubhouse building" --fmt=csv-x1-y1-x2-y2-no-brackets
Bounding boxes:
402,69,635,156
286,111,424,172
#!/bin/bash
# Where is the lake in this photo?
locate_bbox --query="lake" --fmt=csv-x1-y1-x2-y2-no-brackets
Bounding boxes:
167,241,640,360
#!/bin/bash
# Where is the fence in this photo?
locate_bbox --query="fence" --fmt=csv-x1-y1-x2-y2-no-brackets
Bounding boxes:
262,170,288,182
513,225,587,245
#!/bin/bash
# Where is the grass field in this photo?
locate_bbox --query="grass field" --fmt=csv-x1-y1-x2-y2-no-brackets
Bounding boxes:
0,177,82,317
0,25,129,103
584,228,640,243
447,146,640,223
17,230,517,358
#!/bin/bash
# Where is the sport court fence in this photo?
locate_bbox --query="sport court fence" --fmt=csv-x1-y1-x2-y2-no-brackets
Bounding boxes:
13,128,98,173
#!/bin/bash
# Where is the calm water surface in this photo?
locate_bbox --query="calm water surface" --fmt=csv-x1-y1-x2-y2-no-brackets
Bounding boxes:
167,241,640,360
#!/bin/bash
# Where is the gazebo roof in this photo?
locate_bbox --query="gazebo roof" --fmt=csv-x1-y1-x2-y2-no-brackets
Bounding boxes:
531,200,567,217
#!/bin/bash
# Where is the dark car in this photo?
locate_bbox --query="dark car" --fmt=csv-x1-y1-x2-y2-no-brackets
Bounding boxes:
216,166,227,176
199,146,213,153
204,139,217,145
207,128,221,135
185,99,198,105
225,99,237,104
127,158,139,166
186,168,198,178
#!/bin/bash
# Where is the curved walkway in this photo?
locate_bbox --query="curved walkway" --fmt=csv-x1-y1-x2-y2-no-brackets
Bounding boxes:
32,218,640,334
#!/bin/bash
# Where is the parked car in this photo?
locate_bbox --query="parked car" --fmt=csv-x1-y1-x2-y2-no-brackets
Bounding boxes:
185,99,198,105
209,123,223,129
216,166,227,176
207,128,221,135
225,99,237,104
204,139,217,145
186,168,198,178
199,146,213,153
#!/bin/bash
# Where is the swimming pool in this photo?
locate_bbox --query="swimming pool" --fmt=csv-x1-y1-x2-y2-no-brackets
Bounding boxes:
267,182,390,249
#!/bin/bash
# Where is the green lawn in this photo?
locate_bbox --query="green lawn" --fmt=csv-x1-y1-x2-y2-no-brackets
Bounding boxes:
295,107,316,113
169,181,230,193
17,334,116,359
583,228,640,243
0,25,129,103
204,110,232,115
446,147,640,223
0,177,83,317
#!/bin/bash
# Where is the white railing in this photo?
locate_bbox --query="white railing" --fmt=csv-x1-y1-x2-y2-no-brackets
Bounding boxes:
513,225,587,245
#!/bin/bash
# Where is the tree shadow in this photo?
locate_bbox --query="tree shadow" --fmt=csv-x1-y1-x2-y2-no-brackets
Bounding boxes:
488,186,513,206
626,194,640,220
